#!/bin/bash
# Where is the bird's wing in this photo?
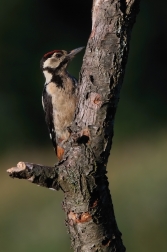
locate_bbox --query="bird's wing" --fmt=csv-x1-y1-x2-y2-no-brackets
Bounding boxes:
42,86,57,153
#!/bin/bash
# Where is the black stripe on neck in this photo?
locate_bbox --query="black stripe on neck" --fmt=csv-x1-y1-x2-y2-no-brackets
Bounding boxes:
52,74,63,88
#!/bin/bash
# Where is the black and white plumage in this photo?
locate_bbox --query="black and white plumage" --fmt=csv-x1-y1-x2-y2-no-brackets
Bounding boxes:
40,47,84,160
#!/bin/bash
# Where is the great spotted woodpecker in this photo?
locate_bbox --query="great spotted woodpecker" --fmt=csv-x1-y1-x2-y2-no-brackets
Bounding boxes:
40,47,84,160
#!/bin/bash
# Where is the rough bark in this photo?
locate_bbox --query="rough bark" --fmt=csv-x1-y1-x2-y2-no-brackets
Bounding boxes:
7,0,140,251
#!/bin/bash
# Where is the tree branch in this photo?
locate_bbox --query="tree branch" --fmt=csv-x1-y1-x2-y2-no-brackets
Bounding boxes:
7,162,59,190
7,0,140,251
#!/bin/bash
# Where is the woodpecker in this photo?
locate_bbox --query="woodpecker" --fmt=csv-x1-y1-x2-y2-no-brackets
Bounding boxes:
40,47,84,160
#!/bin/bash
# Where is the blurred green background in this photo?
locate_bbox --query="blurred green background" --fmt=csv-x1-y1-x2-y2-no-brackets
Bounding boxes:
0,0,167,251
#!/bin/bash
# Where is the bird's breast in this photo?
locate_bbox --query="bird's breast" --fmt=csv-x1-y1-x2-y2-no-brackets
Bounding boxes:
46,81,76,140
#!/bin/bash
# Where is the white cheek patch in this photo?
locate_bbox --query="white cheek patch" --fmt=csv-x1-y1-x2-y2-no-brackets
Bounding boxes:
43,58,51,68
43,58,59,69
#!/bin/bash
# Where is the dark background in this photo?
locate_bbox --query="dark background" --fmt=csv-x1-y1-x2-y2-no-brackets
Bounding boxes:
0,1,167,251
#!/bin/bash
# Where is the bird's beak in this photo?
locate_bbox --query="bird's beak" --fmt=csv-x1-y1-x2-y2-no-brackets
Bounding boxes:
67,47,84,58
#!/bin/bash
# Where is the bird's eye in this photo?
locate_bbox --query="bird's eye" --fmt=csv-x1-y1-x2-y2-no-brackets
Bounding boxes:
56,53,62,58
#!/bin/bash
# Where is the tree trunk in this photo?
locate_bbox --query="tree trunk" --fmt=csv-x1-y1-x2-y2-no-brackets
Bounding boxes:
7,0,140,251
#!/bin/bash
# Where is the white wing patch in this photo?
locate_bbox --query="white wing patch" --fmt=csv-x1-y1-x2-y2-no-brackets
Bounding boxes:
42,95,44,109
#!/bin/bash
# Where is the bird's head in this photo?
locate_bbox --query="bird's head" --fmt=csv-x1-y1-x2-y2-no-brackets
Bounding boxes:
40,47,84,73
